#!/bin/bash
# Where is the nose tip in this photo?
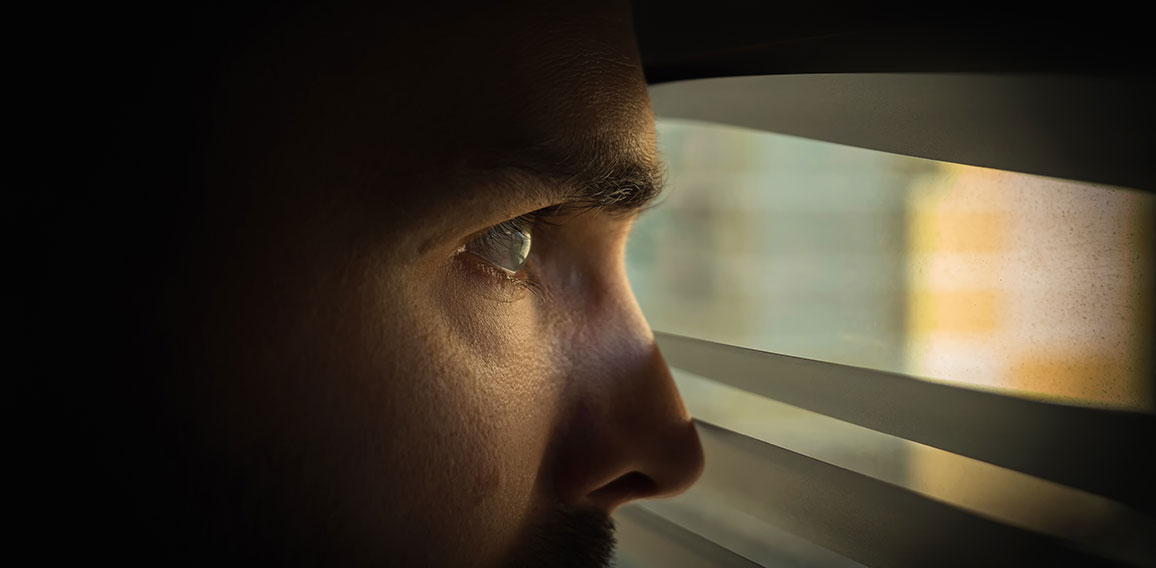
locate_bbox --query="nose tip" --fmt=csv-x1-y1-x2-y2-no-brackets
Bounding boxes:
553,343,705,513
623,346,705,501
586,418,705,513
649,416,705,498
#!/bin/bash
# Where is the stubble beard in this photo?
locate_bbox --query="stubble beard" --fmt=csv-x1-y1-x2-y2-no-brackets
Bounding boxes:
500,505,617,568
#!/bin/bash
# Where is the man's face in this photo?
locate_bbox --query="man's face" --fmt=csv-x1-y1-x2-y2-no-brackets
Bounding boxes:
169,1,702,565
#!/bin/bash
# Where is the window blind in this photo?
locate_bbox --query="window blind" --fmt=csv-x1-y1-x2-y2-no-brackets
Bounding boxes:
616,73,1154,568
613,333,1155,568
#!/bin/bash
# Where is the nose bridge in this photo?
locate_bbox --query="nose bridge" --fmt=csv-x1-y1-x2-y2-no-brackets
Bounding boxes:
551,269,704,510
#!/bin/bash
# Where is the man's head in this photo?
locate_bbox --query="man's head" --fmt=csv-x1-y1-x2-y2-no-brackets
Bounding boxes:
38,1,702,565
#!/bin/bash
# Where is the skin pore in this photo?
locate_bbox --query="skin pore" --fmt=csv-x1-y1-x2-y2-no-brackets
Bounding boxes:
130,0,705,565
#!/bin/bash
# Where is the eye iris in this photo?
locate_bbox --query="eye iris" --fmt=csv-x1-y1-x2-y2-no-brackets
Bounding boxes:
468,223,532,272
502,226,532,270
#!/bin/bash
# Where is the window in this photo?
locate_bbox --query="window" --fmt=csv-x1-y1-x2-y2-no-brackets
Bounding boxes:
613,74,1155,568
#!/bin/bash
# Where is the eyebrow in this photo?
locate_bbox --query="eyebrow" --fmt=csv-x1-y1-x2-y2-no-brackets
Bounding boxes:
476,139,667,215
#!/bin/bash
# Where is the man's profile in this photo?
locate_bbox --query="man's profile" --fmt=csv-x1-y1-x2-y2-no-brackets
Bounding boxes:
24,0,703,566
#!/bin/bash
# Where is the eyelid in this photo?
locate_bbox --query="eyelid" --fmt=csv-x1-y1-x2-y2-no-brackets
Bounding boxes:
459,200,594,243
460,212,538,255
456,243,547,300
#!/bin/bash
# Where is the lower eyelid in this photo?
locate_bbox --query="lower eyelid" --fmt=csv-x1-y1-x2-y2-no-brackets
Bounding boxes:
454,251,540,299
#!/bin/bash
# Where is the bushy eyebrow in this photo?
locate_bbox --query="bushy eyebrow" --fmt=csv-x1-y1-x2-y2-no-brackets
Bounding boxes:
476,139,667,215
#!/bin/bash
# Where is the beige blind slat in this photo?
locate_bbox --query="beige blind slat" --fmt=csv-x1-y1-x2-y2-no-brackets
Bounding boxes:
691,420,1126,568
614,504,763,568
648,74,1153,191
656,332,1155,511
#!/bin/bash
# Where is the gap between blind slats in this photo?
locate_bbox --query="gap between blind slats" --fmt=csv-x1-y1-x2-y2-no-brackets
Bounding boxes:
655,331,1155,512
691,420,1130,568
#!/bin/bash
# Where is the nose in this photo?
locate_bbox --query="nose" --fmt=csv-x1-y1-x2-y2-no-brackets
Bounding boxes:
549,279,704,513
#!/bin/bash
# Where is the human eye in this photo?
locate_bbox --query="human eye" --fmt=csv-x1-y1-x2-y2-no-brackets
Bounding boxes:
461,214,535,275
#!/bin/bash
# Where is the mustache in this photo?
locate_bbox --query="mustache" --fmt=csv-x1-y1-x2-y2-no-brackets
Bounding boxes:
501,505,616,568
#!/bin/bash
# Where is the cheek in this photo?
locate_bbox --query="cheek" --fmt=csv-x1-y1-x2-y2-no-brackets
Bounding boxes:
431,266,562,474
360,262,562,561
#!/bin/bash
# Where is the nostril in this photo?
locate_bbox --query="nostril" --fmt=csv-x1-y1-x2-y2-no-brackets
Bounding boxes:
587,471,658,511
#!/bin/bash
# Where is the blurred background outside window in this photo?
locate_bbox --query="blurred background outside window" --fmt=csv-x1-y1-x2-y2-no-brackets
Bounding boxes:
615,118,1154,567
629,117,1153,411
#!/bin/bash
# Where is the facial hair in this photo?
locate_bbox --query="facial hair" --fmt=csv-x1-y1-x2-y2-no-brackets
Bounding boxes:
500,505,616,568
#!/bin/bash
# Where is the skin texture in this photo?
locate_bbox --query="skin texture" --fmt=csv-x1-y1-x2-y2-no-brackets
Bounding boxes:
138,1,703,565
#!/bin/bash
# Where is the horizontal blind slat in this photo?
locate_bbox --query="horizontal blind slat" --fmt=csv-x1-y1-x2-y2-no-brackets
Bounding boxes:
691,420,1128,568
656,331,1155,511
636,497,866,568
614,504,764,568
671,367,1155,548
648,74,1154,191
